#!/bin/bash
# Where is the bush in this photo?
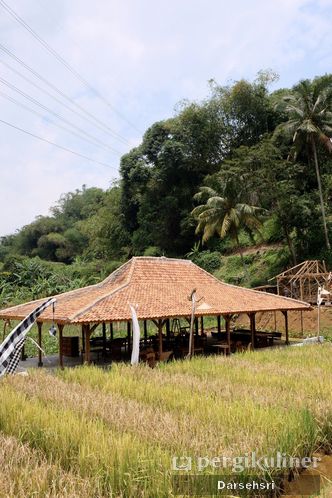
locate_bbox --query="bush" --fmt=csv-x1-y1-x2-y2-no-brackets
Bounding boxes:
191,251,221,272
143,246,162,257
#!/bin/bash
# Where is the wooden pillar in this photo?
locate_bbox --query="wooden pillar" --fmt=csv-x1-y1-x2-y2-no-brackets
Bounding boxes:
166,319,170,340
158,319,163,356
283,311,289,345
58,324,64,368
300,311,304,337
225,315,231,349
81,324,85,356
249,313,256,350
102,322,106,355
200,316,204,334
273,311,277,332
127,321,131,353
195,318,199,336
217,315,221,334
84,324,91,364
37,322,43,367
144,320,148,345
110,323,114,341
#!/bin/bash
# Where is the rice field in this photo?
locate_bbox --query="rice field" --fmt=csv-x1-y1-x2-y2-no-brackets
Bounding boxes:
1,345,332,496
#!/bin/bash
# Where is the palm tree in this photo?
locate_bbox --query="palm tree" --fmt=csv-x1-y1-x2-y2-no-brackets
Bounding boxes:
191,176,263,274
277,78,332,250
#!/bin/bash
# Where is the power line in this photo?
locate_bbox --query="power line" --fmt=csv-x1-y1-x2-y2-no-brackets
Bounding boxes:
0,118,118,171
0,89,118,153
0,43,131,145
0,0,143,134
0,76,121,155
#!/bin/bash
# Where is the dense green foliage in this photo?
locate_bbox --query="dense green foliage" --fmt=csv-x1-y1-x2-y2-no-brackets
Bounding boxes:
1,71,332,303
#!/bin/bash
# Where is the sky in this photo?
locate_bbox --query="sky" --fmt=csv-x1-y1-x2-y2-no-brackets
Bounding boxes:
0,0,331,236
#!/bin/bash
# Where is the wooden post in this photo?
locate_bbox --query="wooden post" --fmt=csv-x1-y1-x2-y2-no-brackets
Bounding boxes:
58,324,64,368
110,322,114,341
273,311,277,332
81,324,85,358
249,313,256,350
37,322,43,367
102,322,106,356
127,321,131,354
84,324,91,364
200,316,204,334
282,311,289,345
158,319,163,357
217,315,221,334
195,318,199,336
144,320,148,345
225,315,231,350
300,311,304,337
166,319,171,340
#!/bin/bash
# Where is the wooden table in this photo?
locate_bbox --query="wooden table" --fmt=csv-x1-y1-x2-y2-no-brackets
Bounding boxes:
212,344,230,356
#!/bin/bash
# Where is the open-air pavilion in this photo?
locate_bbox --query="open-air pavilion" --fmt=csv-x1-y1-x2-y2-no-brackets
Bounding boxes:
0,256,311,367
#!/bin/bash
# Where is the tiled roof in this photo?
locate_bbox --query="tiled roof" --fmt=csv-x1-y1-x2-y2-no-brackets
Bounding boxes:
0,257,310,324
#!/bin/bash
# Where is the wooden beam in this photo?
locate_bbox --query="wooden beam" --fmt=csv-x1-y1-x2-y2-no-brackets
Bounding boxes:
90,323,99,334
127,321,131,354
158,319,163,356
102,322,106,356
58,324,64,368
249,313,256,350
195,317,199,336
217,315,221,334
144,320,148,345
166,319,170,339
110,323,114,341
81,324,85,358
300,311,304,337
200,316,204,334
282,311,289,345
84,324,91,364
37,322,43,367
224,315,231,349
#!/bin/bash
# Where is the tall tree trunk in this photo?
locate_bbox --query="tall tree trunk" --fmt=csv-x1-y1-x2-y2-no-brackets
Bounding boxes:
311,136,331,250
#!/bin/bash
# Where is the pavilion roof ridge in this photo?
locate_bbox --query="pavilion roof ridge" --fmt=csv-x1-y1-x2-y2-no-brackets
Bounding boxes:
69,257,137,321
193,260,311,309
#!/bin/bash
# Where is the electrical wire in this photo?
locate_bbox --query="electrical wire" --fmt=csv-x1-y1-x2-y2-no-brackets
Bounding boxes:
0,76,121,155
0,42,131,145
0,89,119,153
0,0,142,134
0,117,119,171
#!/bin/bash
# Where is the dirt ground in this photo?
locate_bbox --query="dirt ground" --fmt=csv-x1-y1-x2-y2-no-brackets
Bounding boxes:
235,305,332,338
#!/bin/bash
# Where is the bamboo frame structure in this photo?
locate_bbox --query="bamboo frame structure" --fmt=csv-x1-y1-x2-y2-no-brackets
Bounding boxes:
269,260,331,304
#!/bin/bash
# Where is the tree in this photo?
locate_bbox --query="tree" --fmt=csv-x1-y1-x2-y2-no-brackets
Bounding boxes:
191,176,263,272
276,77,332,250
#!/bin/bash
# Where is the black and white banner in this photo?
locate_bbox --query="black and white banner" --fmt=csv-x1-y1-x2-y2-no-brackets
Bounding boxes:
0,297,56,377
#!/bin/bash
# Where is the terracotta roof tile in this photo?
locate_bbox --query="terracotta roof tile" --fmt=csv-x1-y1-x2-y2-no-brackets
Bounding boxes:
0,257,311,324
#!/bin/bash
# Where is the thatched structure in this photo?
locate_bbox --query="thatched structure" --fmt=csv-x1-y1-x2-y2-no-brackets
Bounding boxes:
269,260,331,304
0,257,310,365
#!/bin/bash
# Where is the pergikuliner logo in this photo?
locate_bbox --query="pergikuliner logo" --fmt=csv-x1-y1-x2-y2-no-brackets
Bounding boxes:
172,452,320,473
172,456,192,471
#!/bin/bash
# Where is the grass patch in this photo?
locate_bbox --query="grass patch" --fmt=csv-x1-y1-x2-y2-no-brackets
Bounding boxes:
1,345,332,496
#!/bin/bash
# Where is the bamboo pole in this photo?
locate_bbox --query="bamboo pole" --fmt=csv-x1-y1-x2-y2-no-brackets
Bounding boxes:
58,324,64,368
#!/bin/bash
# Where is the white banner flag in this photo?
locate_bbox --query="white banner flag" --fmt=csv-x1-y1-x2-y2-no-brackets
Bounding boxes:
129,304,140,365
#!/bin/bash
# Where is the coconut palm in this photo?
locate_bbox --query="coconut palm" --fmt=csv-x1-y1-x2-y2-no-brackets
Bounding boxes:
277,78,332,250
191,176,263,273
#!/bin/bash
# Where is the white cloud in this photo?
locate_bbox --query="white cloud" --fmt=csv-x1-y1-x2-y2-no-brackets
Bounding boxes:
0,0,331,235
